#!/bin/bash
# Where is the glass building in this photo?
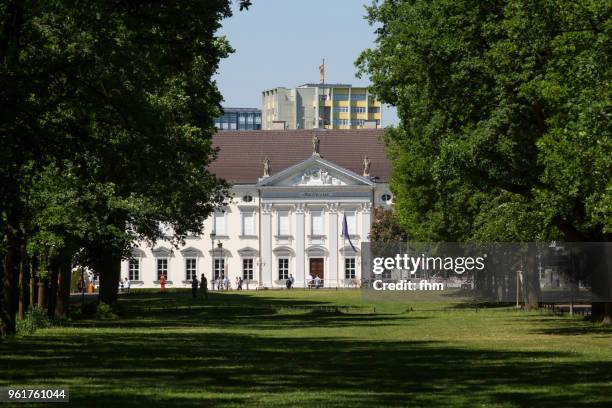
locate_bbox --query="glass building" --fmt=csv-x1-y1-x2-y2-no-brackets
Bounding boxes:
215,108,262,131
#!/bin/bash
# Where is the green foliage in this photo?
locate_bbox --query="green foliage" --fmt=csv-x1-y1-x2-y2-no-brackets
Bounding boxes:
16,305,51,336
357,0,612,242
95,302,119,320
369,207,408,243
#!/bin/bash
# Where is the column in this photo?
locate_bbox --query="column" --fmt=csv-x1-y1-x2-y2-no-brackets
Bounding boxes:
295,203,305,287
328,203,338,287
362,202,372,243
261,203,273,288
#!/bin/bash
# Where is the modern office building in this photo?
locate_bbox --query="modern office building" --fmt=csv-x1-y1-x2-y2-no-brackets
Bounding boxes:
215,107,262,131
261,84,382,130
121,129,393,289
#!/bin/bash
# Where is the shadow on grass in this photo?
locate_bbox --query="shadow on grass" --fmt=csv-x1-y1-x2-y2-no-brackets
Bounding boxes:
2,331,611,407
2,292,610,407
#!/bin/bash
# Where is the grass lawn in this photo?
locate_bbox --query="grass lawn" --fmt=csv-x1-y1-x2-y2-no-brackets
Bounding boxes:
1,289,611,407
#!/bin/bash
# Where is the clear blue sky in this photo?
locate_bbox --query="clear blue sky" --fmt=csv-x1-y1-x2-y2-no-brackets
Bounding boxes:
215,0,399,127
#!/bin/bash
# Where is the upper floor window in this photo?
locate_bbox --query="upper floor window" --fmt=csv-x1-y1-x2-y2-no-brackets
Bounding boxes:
277,211,290,236
242,195,253,202
333,93,349,101
344,211,357,235
242,212,255,236
351,94,366,101
311,211,323,235
214,210,226,235
381,193,393,203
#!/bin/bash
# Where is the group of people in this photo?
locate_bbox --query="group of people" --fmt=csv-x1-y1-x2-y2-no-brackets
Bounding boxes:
119,277,131,294
76,276,97,294
307,274,323,289
191,274,209,299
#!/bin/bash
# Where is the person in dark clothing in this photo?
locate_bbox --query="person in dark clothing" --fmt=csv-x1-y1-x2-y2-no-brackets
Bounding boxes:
200,274,208,300
191,275,199,299
237,276,243,290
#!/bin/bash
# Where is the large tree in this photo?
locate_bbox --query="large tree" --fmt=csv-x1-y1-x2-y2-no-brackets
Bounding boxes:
0,0,248,337
357,0,611,314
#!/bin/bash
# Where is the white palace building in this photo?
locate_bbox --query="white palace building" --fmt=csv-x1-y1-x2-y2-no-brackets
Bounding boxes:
121,129,392,289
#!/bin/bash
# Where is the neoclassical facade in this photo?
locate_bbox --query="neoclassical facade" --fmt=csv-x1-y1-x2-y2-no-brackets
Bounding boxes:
121,129,392,289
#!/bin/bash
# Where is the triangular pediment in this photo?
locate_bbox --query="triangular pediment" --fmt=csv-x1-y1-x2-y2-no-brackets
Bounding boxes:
257,155,375,187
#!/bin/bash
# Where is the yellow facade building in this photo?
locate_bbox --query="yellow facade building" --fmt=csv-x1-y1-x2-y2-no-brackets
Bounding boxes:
262,83,382,130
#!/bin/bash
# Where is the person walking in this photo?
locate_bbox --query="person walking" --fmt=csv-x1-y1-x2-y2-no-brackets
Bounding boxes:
314,274,321,289
237,276,243,290
200,274,208,300
191,275,199,299
224,275,230,291
125,277,131,294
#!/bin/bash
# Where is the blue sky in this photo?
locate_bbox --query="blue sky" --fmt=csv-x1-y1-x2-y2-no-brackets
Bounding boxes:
215,0,399,127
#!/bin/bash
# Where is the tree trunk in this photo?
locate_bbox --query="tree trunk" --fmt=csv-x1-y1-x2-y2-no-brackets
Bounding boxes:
17,236,27,320
55,257,72,318
1,214,22,337
523,245,540,310
47,262,59,320
29,261,35,310
96,249,121,304
37,281,46,308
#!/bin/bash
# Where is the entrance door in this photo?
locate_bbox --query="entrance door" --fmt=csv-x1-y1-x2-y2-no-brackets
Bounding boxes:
310,258,324,287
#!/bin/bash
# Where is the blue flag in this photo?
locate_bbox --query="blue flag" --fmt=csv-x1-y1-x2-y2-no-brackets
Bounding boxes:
342,213,357,252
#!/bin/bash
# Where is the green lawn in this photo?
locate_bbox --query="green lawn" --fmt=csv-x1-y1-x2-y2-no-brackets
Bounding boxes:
1,290,611,407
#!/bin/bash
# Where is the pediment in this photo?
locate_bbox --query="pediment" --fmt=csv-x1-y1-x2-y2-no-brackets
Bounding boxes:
257,156,374,187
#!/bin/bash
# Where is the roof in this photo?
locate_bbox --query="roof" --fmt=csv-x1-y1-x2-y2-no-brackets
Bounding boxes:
209,129,391,184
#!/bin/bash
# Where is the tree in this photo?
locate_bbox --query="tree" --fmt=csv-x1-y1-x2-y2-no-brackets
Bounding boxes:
369,207,407,243
357,0,611,314
1,0,250,337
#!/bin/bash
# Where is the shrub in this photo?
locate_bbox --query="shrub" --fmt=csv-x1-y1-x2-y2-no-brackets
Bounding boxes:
95,302,119,320
17,305,51,336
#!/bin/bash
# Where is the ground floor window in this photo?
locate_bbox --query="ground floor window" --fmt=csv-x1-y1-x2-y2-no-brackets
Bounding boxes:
157,258,168,281
243,258,254,280
214,258,225,279
185,258,197,281
278,258,289,280
345,258,356,279
129,259,140,281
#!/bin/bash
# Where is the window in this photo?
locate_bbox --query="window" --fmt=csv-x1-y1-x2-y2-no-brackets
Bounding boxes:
333,106,348,113
242,212,255,236
351,106,366,113
311,211,323,235
381,193,392,203
333,93,348,101
242,195,253,203
351,94,366,101
243,258,254,280
278,258,289,280
345,258,356,279
333,119,349,126
185,258,197,281
369,106,380,113
214,211,226,235
157,258,168,281
129,259,140,281
278,211,290,236
344,211,357,235
214,258,225,279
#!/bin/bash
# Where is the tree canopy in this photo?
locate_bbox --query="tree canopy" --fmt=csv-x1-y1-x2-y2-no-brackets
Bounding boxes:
357,0,611,243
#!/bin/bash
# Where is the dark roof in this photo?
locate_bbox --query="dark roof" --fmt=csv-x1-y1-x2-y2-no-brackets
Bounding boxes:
209,129,391,184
